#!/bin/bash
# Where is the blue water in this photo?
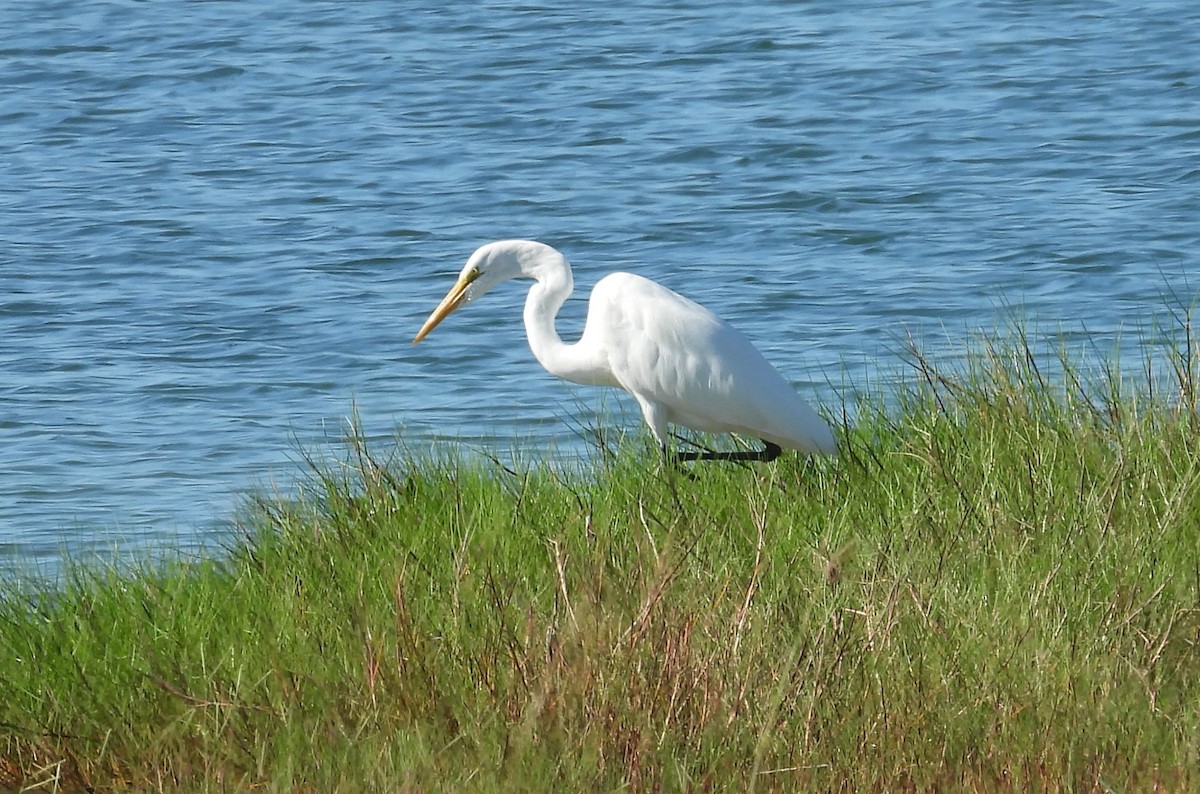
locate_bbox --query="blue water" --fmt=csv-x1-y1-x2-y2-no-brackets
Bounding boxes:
2,1,1198,566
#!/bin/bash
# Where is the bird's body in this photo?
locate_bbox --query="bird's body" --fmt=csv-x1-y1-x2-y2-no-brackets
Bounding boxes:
415,240,836,459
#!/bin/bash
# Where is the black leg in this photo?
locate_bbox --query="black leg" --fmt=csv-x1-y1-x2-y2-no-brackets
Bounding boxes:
673,439,782,463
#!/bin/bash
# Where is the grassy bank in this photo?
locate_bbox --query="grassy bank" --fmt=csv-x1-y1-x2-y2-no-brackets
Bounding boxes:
3,327,1200,792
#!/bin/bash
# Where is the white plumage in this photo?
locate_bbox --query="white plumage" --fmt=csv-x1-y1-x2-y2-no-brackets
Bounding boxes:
414,240,836,460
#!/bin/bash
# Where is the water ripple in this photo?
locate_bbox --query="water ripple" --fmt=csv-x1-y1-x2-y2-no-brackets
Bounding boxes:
1,0,1198,566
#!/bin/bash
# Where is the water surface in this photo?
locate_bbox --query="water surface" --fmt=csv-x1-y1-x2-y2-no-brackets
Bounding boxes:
2,0,1198,565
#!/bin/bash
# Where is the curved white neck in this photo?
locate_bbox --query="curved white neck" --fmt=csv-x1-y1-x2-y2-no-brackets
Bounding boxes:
521,258,606,385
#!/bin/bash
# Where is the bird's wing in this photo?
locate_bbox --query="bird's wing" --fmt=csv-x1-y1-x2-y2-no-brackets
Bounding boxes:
584,273,834,453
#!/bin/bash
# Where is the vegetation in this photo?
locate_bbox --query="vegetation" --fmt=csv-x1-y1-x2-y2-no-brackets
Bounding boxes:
2,323,1199,792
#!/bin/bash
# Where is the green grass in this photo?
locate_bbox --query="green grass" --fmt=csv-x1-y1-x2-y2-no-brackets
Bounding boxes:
3,324,1200,792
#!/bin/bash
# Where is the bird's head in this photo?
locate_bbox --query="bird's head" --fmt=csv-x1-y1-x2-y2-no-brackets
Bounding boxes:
413,240,564,343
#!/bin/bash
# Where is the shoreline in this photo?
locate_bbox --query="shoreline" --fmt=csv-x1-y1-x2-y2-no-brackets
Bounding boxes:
3,326,1198,791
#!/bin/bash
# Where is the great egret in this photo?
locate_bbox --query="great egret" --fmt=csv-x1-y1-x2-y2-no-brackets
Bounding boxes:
414,240,837,461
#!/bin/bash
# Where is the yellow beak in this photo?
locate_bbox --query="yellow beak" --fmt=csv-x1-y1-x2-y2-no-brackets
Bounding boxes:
413,269,478,344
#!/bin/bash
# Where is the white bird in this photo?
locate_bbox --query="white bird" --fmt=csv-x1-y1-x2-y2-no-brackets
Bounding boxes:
413,240,837,462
